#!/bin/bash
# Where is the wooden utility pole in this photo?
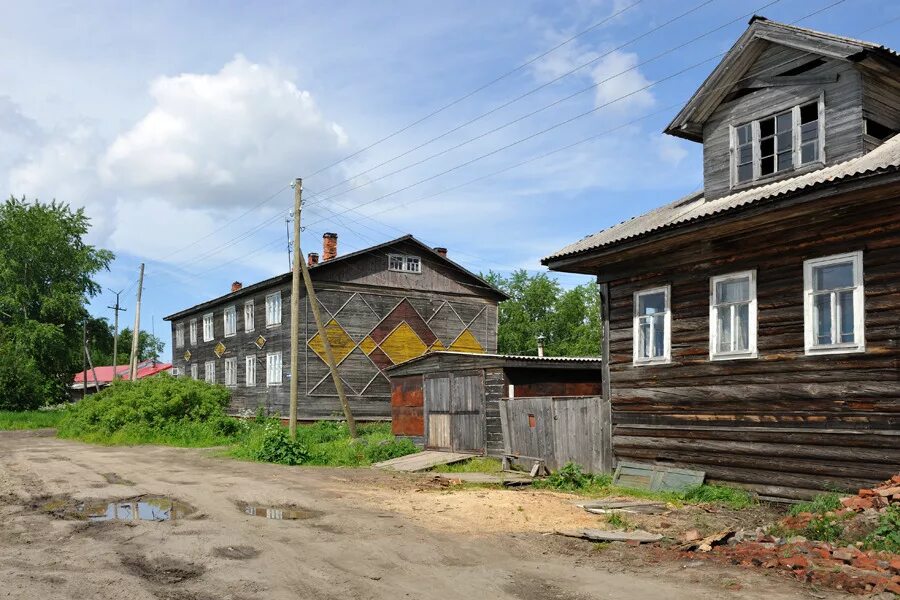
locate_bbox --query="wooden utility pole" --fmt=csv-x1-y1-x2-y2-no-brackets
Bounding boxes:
82,319,87,400
83,332,100,394
128,263,145,381
289,178,357,439
108,290,126,380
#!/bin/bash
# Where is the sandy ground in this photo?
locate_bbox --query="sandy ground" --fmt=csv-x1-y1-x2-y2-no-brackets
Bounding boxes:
0,430,845,600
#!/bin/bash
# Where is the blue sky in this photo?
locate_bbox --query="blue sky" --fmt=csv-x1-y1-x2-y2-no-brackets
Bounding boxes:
3,0,898,360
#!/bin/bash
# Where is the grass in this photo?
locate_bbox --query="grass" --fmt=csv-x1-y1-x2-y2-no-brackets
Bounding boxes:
531,462,755,509
788,492,843,516
0,409,67,430
431,457,503,473
605,513,630,529
66,419,239,447
228,420,418,467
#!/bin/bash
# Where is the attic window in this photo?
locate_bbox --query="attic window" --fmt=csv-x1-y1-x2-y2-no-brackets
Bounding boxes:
388,254,422,273
865,118,894,141
732,98,823,186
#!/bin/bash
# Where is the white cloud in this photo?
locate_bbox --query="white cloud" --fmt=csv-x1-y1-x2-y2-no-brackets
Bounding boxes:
590,50,654,112
99,55,351,210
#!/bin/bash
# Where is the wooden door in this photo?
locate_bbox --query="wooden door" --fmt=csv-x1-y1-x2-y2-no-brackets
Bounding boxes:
424,375,451,450
449,373,484,453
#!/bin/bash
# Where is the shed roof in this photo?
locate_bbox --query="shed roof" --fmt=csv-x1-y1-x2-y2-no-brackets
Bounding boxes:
165,234,507,321
72,361,172,389
543,134,900,265
386,351,603,377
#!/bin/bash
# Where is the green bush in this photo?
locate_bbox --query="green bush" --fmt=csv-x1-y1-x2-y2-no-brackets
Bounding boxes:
543,462,611,491
803,514,847,542
248,420,309,465
57,376,234,446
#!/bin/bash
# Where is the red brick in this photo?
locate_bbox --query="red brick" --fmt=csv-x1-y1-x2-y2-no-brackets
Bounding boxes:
890,557,900,573
780,556,809,570
853,555,882,572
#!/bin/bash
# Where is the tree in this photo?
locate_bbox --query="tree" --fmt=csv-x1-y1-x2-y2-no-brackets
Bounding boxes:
0,197,113,409
484,270,601,357
86,319,164,367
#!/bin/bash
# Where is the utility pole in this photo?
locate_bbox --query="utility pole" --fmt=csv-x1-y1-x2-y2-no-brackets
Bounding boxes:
83,327,100,394
82,319,87,400
129,264,145,381
290,178,356,439
108,290,126,380
285,214,293,271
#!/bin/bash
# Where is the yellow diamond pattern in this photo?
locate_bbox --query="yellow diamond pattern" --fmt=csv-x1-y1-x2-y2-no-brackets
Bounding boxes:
359,335,377,355
429,340,446,352
214,342,226,358
308,320,355,364
379,322,428,365
183,350,192,361
449,329,484,354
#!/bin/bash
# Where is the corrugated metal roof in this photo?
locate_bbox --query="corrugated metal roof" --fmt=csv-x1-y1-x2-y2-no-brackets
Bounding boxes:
544,135,900,263
386,351,603,371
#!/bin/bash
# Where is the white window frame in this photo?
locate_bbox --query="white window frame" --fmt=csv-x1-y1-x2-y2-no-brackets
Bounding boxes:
189,319,198,345
266,351,283,386
632,285,671,365
204,360,215,384
244,300,255,332
190,363,198,380
803,251,865,355
223,305,236,338
202,312,214,342
265,292,282,328
224,356,237,387
175,322,184,348
709,271,758,361
730,93,825,187
245,355,257,387
387,254,422,273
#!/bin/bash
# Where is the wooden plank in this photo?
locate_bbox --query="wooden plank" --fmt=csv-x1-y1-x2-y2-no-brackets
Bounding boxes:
373,450,475,471
598,281,613,473
555,529,663,543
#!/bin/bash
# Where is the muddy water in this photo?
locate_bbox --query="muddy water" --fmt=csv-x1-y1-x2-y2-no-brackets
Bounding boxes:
240,505,320,520
42,496,193,521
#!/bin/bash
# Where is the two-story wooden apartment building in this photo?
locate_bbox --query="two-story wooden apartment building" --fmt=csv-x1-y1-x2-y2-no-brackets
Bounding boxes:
544,18,899,499
164,234,506,420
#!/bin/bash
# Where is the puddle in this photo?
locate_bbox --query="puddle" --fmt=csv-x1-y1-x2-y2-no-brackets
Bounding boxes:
240,504,320,520
42,495,194,521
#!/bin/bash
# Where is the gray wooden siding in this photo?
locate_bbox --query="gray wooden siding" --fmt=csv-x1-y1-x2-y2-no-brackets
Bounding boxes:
169,262,499,421
702,44,865,200
501,396,603,472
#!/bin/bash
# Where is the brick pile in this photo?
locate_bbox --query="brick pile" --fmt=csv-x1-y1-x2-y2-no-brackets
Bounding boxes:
682,475,900,596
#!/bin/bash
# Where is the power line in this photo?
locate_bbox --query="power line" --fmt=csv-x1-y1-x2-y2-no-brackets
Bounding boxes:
158,0,846,278
300,0,645,182
302,0,733,202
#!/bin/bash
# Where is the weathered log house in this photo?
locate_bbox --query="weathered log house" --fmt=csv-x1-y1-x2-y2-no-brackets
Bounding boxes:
543,18,900,499
164,234,505,420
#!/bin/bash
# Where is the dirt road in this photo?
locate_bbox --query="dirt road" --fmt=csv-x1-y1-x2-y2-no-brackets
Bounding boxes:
0,430,839,600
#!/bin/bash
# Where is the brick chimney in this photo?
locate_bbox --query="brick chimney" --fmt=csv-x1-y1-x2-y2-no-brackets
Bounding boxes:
307,252,319,267
434,247,447,258
322,233,338,261
231,281,243,293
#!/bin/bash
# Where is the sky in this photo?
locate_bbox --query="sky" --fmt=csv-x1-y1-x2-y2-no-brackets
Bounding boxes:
3,0,898,361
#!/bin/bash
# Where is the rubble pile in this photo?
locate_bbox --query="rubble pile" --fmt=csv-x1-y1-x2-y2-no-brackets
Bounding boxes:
683,475,900,596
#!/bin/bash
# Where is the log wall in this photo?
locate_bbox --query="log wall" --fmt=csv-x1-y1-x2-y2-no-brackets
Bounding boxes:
603,189,900,498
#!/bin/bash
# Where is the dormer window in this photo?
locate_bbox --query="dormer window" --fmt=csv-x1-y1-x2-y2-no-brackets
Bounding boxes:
732,98,823,186
388,254,422,273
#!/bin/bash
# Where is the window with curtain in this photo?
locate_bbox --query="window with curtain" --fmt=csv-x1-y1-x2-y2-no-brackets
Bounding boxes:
804,251,865,354
710,271,757,360
633,286,670,364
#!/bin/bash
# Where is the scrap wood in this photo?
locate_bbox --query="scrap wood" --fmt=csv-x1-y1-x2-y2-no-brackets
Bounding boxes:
555,529,663,544
577,500,668,515
679,529,735,552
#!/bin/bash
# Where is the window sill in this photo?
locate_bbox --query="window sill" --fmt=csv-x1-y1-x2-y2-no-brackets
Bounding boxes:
632,358,671,366
266,323,281,329
710,351,758,361
266,382,283,387
731,161,824,192
224,333,236,338
805,344,865,356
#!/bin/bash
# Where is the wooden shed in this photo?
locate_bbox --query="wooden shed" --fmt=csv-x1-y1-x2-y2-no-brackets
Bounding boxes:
385,352,604,464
